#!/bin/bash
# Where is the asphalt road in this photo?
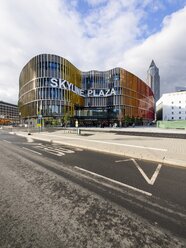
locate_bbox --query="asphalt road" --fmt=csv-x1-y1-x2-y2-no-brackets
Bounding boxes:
0,130,186,247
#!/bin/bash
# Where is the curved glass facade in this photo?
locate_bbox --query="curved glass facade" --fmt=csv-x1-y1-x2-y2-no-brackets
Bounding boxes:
19,54,154,126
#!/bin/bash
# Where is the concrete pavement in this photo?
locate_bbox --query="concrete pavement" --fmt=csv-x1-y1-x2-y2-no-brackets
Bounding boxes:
12,127,186,168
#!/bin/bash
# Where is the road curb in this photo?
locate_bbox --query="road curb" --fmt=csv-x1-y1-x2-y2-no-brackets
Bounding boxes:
13,132,186,169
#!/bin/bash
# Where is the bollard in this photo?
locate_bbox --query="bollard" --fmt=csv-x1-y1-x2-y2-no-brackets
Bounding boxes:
77,128,81,135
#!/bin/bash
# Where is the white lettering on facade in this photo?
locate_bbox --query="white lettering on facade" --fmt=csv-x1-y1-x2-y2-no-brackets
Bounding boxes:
80,89,84,97
49,78,117,97
105,89,110,96
66,81,72,90
93,90,99,97
50,78,58,87
59,79,67,89
99,90,104,97
110,88,116,96
88,89,93,96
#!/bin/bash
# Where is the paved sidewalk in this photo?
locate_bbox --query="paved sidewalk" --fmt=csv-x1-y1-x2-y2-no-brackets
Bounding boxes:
14,128,186,168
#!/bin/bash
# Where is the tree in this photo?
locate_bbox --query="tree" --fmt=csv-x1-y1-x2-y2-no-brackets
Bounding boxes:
124,115,131,127
63,112,70,127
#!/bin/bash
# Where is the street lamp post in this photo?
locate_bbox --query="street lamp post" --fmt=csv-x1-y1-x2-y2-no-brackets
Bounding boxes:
27,117,31,135
19,112,21,126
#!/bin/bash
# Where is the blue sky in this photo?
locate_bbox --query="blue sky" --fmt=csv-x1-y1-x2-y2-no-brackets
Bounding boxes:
0,0,186,103
74,0,186,38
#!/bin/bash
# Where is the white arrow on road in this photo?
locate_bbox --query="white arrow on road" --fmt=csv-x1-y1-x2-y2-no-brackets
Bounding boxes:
115,158,162,185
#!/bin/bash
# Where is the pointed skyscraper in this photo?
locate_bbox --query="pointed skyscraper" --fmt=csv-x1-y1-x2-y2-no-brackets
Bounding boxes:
147,60,160,103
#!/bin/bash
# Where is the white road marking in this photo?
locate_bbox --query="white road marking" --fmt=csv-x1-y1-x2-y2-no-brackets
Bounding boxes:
34,145,65,156
48,135,167,152
148,164,162,185
43,147,65,156
132,159,162,185
9,132,15,135
22,147,42,155
74,148,83,151
3,139,11,143
26,137,34,143
34,144,76,156
75,166,152,196
52,147,74,153
34,144,47,148
116,158,162,185
115,159,132,163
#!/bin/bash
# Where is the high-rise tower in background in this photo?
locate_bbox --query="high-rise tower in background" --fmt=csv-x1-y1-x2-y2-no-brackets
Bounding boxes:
147,60,160,104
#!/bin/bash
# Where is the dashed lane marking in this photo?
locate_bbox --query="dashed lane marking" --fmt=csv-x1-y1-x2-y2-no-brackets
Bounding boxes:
75,166,152,197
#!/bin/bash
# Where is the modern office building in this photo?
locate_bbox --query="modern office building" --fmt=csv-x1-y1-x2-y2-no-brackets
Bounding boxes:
0,101,19,124
156,91,186,121
19,54,154,126
147,60,160,104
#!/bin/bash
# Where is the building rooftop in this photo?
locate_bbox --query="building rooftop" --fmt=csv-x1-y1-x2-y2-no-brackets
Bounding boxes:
0,101,18,107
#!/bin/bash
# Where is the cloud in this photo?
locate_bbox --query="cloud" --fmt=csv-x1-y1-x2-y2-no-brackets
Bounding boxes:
0,0,145,104
121,6,186,95
73,0,146,70
0,0,85,103
0,0,186,104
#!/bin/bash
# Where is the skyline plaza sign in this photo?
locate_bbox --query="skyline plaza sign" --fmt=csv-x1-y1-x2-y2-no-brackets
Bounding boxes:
50,77,116,97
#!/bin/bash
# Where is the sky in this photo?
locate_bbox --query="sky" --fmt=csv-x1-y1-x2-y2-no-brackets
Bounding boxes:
1,0,186,104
